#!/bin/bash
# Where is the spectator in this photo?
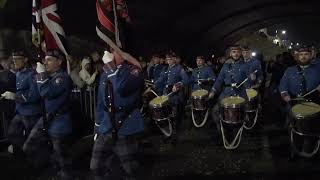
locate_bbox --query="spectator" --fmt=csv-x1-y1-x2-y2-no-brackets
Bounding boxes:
68,56,85,88
79,57,98,86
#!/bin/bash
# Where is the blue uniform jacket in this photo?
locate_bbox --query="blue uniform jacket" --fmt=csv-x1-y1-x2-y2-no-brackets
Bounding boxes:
191,65,216,91
155,64,189,105
243,58,264,87
212,59,250,100
149,64,165,82
95,61,144,136
36,69,73,138
279,64,320,99
15,68,41,116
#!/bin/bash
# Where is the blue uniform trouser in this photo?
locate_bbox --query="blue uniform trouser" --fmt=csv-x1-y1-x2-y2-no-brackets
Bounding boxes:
90,133,139,180
8,114,40,151
23,119,73,180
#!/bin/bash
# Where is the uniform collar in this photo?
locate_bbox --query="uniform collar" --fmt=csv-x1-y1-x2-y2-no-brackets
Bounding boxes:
299,65,310,69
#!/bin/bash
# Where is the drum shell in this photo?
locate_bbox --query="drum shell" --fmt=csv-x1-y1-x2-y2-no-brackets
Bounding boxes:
220,106,245,124
293,113,320,136
246,95,258,112
192,95,208,111
149,102,170,121
142,91,157,107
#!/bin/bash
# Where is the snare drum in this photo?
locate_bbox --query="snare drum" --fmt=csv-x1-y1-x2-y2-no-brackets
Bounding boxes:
191,89,208,110
291,102,320,136
245,89,258,112
149,96,170,121
220,96,246,124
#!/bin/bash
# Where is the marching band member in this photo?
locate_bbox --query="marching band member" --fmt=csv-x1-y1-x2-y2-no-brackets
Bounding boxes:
2,51,41,156
190,56,216,91
90,49,144,180
154,52,189,142
23,50,73,180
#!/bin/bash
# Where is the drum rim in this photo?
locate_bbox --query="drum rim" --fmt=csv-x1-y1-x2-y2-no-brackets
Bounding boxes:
220,96,246,107
192,95,208,100
149,102,169,108
246,88,258,99
221,119,244,124
191,89,209,99
149,96,169,108
291,102,320,119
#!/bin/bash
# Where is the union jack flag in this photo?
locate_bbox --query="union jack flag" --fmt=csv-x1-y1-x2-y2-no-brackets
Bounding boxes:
41,0,69,56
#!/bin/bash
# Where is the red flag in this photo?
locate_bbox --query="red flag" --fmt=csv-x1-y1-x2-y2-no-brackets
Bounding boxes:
96,0,131,49
41,0,68,56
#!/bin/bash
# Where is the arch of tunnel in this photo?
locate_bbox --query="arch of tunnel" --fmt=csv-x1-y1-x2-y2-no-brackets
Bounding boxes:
1,0,320,58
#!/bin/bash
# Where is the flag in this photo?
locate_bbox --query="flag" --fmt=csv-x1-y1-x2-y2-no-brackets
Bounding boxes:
32,0,42,48
96,0,131,49
41,0,70,73
41,0,68,56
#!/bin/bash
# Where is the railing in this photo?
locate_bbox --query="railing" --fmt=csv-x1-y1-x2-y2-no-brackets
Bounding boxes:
71,85,97,122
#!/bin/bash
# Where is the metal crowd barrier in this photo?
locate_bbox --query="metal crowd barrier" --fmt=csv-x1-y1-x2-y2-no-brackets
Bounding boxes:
71,85,97,121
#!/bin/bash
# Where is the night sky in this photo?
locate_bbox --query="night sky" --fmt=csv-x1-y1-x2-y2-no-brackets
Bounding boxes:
268,17,320,46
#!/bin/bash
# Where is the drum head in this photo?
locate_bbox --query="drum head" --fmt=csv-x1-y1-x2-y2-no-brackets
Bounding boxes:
291,102,320,119
149,96,169,108
221,96,246,107
192,89,208,99
246,89,258,99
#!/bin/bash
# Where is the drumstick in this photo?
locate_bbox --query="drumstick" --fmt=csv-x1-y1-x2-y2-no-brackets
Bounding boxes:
166,91,175,97
302,88,318,98
150,89,159,97
236,70,258,89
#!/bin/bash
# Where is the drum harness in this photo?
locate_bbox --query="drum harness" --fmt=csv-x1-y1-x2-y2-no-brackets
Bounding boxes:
289,66,320,157
153,91,177,137
219,63,245,150
191,70,210,128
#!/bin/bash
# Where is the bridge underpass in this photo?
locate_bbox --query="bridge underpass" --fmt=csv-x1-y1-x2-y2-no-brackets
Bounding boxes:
1,1,320,179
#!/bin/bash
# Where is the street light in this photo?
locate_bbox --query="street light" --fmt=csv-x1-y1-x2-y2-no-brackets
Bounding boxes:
296,43,300,46
282,30,286,35
251,52,257,57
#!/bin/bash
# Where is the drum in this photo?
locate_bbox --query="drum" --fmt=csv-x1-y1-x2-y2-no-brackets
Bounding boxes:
291,102,320,136
191,89,208,110
149,96,170,121
142,88,158,107
245,89,258,112
220,96,246,124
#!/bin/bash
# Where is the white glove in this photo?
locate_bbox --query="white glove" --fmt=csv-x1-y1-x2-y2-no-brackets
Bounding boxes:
102,51,114,64
94,134,98,141
36,62,45,73
1,91,16,100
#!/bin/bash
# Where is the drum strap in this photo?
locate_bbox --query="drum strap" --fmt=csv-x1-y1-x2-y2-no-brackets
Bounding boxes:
290,128,320,158
296,66,307,95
